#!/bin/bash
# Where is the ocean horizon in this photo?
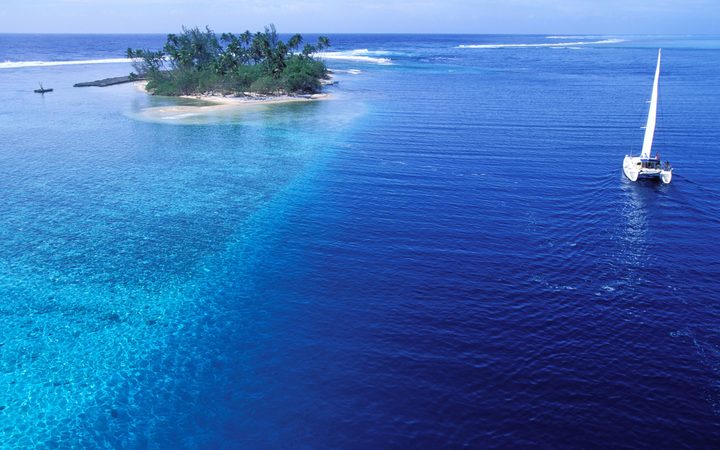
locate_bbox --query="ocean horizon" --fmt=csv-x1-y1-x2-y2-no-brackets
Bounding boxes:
1,33,719,448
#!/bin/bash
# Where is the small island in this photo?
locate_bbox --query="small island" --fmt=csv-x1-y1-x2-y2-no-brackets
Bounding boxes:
127,25,331,97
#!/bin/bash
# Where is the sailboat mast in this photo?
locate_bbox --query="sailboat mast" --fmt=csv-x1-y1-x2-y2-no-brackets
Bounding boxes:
640,49,661,159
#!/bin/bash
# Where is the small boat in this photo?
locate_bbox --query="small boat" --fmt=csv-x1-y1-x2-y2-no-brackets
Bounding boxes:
34,83,53,94
622,49,672,184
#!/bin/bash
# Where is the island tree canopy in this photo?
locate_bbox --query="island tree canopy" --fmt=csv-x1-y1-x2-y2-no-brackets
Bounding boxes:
127,25,330,96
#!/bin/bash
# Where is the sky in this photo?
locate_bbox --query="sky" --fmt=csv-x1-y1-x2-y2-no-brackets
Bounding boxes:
0,0,718,34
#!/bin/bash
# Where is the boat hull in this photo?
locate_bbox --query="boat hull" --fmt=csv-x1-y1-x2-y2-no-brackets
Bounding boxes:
661,170,672,184
623,155,640,181
623,155,672,184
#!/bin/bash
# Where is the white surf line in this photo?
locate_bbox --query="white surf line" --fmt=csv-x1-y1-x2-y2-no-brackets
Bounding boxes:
0,58,132,69
318,49,394,65
2,49,396,69
457,38,625,49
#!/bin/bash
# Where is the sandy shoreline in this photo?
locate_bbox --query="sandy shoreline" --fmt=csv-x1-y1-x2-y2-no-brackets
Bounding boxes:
181,92,330,106
132,81,330,121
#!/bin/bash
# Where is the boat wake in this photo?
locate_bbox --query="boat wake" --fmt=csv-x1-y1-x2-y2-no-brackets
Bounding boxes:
457,38,624,49
671,328,720,416
0,58,132,69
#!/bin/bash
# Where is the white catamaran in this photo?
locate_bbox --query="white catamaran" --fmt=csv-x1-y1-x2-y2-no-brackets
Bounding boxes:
623,49,673,184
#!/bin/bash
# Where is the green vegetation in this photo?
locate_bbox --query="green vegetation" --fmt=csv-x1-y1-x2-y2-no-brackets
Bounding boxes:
127,25,330,96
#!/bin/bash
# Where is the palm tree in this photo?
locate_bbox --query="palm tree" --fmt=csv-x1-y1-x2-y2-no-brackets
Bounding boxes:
302,43,316,58
271,41,288,76
316,36,331,58
250,32,270,64
241,30,252,47
287,34,303,52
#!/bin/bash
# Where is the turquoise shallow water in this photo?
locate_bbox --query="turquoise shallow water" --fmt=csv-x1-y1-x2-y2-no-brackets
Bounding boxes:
0,54,365,446
1,34,720,448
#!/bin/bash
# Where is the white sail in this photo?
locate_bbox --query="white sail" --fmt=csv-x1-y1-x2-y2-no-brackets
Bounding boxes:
640,49,661,159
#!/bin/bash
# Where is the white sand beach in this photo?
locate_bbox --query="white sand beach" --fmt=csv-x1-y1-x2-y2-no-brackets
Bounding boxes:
133,81,330,121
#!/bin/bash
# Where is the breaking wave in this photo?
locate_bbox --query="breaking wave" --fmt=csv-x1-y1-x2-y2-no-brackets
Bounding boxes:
318,49,393,65
0,58,132,69
457,39,624,49
545,35,619,40
332,69,363,75
1,49,397,70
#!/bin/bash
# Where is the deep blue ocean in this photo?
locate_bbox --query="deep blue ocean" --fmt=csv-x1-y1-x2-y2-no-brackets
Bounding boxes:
1,33,719,448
